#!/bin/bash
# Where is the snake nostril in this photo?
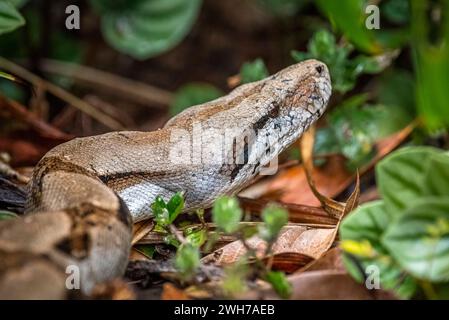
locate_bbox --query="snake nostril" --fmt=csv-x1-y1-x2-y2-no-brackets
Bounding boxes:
315,65,323,74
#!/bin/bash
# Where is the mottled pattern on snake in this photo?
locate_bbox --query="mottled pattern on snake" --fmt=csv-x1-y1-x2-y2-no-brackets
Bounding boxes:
0,60,331,299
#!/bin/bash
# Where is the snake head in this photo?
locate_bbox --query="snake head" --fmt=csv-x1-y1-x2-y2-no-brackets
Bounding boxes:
268,59,332,119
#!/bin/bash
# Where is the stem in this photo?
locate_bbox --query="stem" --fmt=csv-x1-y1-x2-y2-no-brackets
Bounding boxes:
0,57,124,130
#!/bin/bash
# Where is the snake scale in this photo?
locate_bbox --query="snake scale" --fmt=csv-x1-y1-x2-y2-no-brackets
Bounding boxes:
0,60,331,299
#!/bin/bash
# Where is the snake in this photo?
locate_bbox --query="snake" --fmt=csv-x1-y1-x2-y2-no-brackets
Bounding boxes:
0,59,331,299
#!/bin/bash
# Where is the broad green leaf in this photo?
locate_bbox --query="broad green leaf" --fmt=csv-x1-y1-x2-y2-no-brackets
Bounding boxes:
212,196,242,234
0,1,25,36
383,197,449,282
175,243,200,278
170,82,223,115
240,58,269,84
265,271,292,299
340,201,418,298
91,0,202,59
341,201,391,251
315,0,382,54
0,210,18,220
422,152,449,198
259,204,288,242
376,146,443,214
166,192,185,223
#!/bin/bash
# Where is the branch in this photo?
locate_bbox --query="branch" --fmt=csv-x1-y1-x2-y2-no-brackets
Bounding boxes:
40,59,173,108
0,57,124,130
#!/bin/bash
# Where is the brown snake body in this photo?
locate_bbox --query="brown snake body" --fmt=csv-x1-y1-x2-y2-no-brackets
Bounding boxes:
0,60,331,299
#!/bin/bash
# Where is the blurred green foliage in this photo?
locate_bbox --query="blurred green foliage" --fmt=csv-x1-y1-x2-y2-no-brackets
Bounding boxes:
90,0,202,60
292,29,383,94
240,58,269,84
170,83,223,115
175,243,201,280
341,147,449,299
212,196,243,234
0,1,24,36
0,210,18,220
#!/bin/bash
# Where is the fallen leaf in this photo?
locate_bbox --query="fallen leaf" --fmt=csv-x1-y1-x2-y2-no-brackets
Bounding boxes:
262,252,314,273
161,283,190,300
242,270,378,300
201,224,336,268
132,219,155,245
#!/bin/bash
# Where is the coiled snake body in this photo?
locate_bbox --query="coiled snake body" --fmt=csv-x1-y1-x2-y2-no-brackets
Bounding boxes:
0,60,331,299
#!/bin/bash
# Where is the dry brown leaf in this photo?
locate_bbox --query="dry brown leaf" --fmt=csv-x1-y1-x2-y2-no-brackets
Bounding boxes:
242,270,376,300
297,247,345,273
239,197,338,227
201,224,336,268
262,252,314,273
161,283,191,300
131,219,155,245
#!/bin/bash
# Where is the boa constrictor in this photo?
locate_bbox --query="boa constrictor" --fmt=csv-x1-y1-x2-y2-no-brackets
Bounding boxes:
0,60,331,299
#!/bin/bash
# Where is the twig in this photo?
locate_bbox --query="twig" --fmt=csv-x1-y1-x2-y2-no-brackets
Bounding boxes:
40,59,173,108
0,94,73,141
0,57,124,130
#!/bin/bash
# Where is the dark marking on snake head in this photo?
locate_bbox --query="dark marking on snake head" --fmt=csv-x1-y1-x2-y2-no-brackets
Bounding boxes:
252,102,280,131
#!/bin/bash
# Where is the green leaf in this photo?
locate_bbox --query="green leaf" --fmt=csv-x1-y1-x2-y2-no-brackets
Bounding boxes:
315,0,382,54
340,201,418,298
134,244,156,259
422,152,449,198
175,243,200,279
0,1,25,36
91,0,202,59
170,82,223,115
326,94,406,170
222,258,249,297
151,195,169,226
212,196,243,234
9,0,29,8
166,192,185,223
240,58,269,84
265,271,292,299
411,0,449,130
376,147,444,215
341,201,391,251
259,204,288,242
376,69,416,131
383,197,449,282
185,228,207,247
0,210,18,220
381,0,410,25
291,29,383,94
